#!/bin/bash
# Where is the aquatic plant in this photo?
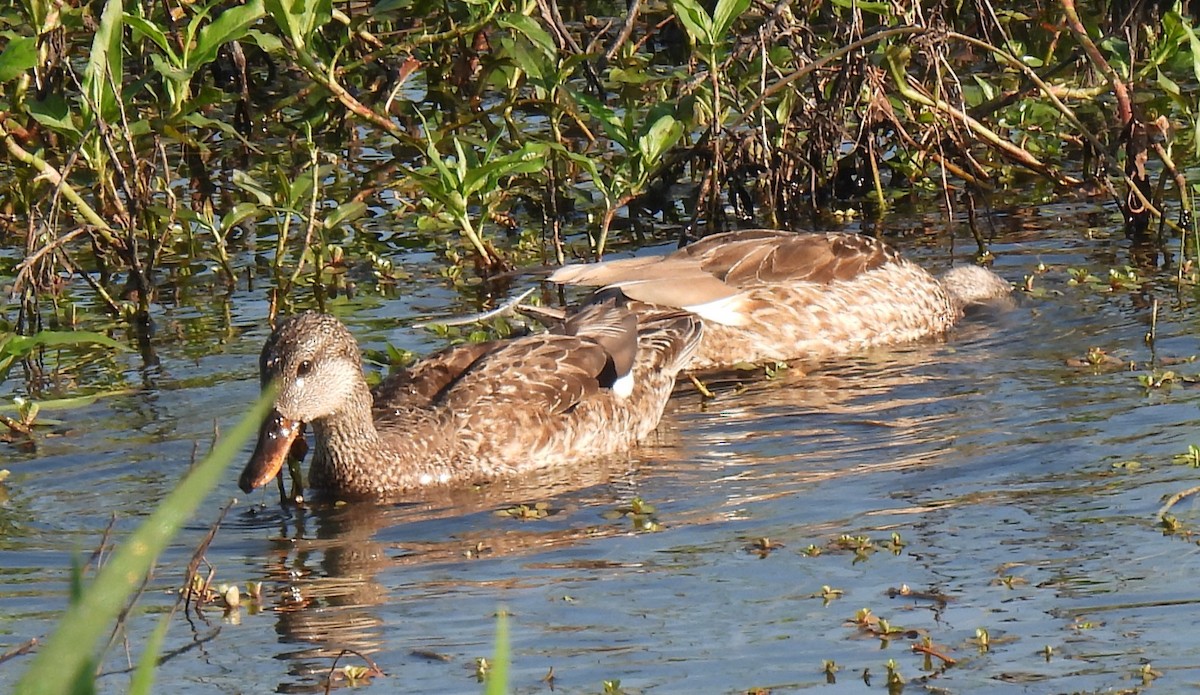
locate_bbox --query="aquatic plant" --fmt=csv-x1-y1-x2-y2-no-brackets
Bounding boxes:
2,0,1199,336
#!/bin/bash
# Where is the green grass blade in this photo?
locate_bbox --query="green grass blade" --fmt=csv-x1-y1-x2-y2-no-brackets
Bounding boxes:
13,389,274,695
127,612,172,695
484,609,509,695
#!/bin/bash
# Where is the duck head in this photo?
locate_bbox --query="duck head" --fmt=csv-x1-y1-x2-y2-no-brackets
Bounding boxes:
238,313,365,493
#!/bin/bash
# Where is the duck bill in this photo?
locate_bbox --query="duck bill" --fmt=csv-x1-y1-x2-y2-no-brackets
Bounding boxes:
239,409,303,493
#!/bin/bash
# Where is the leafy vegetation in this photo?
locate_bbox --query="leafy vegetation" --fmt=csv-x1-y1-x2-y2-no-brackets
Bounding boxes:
3,0,1200,339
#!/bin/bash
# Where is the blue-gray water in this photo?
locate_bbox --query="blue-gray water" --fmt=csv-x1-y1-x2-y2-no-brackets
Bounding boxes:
4,203,1200,693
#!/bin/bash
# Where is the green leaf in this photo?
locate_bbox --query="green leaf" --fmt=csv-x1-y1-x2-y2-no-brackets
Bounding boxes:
0,36,37,83
189,0,265,70
148,52,191,84
1155,68,1182,97
264,0,332,49
637,115,683,167
828,0,892,14
711,0,751,42
567,88,631,150
182,112,252,143
26,95,80,136
220,201,265,231
123,14,177,61
371,0,412,14
287,169,317,208
461,143,548,197
232,170,275,207
497,13,557,59
14,390,275,695
668,0,713,46
81,0,124,123
506,39,546,83
263,0,300,46
246,29,285,55
484,610,509,695
1179,14,1200,86
0,329,126,383
553,144,613,202
0,330,126,358
323,201,368,230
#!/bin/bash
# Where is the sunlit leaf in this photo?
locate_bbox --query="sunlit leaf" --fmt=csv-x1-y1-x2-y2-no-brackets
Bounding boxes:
246,28,286,54
190,0,265,70
668,0,713,46
711,0,751,42
123,14,176,60
462,143,548,197
828,0,892,14
0,36,37,83
220,202,265,231
232,170,275,207
0,330,126,358
484,611,509,695
637,114,683,166
323,201,368,230
1178,13,1200,87
81,0,124,123
497,13,557,59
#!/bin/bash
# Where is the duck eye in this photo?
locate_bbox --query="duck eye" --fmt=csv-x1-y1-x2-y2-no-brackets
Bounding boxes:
297,360,313,377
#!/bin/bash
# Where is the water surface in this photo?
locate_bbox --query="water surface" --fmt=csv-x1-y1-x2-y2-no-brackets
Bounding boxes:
4,204,1200,693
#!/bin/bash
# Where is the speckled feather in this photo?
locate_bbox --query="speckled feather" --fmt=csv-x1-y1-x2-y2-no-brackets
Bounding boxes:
249,307,701,498
550,230,1012,370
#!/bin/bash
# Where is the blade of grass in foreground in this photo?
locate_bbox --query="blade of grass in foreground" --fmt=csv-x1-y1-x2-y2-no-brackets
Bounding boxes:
484,609,509,695
14,388,274,695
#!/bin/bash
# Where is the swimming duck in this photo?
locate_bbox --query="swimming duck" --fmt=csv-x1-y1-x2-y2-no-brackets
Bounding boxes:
238,302,702,498
550,230,1012,371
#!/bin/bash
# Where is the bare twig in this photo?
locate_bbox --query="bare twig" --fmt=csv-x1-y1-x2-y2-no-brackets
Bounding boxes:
0,638,39,667
1159,485,1200,518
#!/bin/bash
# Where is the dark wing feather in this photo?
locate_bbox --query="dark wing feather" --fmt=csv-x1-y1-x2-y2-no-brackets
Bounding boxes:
561,298,639,383
371,340,498,409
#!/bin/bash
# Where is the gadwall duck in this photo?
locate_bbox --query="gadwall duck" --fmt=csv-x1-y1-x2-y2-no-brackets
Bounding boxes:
550,230,1012,371
238,301,702,498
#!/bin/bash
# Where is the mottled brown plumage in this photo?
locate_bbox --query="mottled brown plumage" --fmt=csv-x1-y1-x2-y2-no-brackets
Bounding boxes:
239,305,701,498
550,230,1012,370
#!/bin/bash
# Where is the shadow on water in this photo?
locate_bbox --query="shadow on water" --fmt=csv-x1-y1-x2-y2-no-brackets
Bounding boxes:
10,215,1200,692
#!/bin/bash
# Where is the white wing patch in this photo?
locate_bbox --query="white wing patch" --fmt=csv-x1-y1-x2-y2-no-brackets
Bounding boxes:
683,295,750,327
610,371,635,398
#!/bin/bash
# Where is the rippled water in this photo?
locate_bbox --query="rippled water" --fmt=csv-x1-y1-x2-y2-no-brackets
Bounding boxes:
6,202,1200,693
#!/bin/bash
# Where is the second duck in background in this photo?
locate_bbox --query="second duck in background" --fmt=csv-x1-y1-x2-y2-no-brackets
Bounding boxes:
551,230,1012,371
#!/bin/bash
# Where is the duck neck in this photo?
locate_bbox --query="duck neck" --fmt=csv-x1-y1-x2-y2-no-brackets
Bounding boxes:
306,380,458,497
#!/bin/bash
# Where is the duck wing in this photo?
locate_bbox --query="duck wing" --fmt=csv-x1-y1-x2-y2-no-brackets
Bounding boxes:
439,333,614,415
550,231,900,317
682,230,899,286
371,341,498,409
